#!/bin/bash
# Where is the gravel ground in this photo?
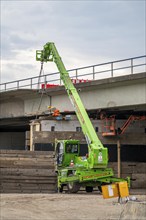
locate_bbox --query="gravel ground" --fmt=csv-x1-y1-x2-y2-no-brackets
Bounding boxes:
0,193,146,220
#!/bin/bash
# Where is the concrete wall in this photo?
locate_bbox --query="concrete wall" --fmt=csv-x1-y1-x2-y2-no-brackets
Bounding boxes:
32,131,146,146
0,98,24,118
40,119,146,133
0,132,25,150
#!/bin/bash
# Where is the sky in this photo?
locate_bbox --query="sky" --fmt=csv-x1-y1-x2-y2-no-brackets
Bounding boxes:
1,0,146,84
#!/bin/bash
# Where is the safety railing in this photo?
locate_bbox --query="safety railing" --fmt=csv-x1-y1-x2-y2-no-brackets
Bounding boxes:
0,55,145,92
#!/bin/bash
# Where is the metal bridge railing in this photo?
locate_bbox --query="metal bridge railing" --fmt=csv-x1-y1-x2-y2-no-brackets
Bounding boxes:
0,55,146,92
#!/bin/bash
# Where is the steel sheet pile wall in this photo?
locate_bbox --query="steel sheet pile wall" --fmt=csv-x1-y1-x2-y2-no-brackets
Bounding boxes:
0,150,57,193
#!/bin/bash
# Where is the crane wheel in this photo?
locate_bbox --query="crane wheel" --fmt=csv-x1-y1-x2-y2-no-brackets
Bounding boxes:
57,185,64,193
85,186,93,193
67,175,80,193
98,186,102,193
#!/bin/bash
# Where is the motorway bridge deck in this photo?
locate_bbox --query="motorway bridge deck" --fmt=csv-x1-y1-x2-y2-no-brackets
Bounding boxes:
0,55,146,129
0,72,145,119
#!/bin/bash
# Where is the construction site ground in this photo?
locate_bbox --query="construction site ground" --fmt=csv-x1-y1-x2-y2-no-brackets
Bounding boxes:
0,191,146,220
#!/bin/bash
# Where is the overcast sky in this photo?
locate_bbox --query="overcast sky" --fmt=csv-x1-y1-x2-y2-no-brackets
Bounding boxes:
1,0,145,83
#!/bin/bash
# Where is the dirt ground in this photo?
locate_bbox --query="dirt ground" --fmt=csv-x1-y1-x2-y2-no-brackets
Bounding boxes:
0,192,146,220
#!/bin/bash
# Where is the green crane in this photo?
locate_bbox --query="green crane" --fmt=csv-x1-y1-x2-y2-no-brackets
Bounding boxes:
36,42,130,194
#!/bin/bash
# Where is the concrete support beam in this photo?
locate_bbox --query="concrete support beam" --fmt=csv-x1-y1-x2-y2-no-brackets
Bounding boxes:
33,131,146,145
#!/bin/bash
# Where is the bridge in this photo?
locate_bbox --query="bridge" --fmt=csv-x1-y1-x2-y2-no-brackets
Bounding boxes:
0,55,146,131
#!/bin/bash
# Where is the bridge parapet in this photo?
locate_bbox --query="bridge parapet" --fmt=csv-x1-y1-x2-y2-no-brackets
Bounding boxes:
0,55,146,92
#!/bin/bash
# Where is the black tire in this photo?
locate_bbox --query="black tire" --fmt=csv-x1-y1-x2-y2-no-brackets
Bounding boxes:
98,186,102,193
56,184,64,193
86,186,93,193
59,185,64,193
67,175,80,193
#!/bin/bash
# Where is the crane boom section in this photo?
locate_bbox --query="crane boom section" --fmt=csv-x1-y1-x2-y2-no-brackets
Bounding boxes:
37,42,102,148
36,42,108,168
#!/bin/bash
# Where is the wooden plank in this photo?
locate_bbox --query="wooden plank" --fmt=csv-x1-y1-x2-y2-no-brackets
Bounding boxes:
0,174,57,179
21,189,55,193
0,182,21,187
136,163,146,173
108,162,146,174
38,184,57,190
0,175,57,180
131,173,146,188
0,189,56,193
0,186,21,190
0,168,56,176
0,162,55,169
0,149,57,193
0,153,54,158
122,163,146,174
0,158,54,164
0,189,23,193
0,179,56,184
0,150,54,156
0,183,57,189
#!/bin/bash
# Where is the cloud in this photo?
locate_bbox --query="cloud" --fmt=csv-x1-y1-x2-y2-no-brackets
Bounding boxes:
1,0,145,84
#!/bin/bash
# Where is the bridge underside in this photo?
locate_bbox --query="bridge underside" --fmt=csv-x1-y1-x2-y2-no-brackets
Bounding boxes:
0,106,145,132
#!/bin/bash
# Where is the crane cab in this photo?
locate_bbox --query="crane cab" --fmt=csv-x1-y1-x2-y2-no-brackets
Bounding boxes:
55,140,80,168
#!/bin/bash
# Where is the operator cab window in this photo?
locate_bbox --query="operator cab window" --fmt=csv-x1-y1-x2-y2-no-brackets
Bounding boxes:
66,144,78,153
